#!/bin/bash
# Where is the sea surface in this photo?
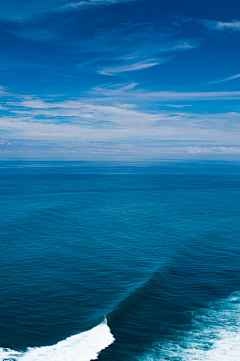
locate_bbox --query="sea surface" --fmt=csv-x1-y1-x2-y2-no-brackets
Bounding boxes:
0,160,240,361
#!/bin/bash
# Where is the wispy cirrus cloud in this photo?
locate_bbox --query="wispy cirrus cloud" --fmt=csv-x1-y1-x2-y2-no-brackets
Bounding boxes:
193,18,240,32
91,83,240,101
7,97,162,129
0,0,138,23
0,17,197,82
61,0,136,11
175,16,240,33
2,91,240,142
145,90,240,100
1,138,240,159
1,83,240,159
98,57,173,75
0,86,11,96
165,104,192,108
211,20,240,31
208,73,240,84
1,109,240,146
74,27,197,76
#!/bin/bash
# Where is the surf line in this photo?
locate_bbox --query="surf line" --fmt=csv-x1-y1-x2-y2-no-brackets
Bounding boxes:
0,318,115,361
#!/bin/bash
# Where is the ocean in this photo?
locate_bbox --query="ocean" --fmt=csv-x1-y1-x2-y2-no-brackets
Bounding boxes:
0,160,240,361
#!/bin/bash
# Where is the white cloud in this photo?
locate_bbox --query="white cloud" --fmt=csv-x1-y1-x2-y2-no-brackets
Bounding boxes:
164,104,192,108
98,58,171,75
148,91,240,100
61,0,135,10
73,25,197,77
180,17,240,33
214,21,240,30
3,94,240,143
1,85,240,159
0,0,139,23
9,98,162,128
182,146,240,155
0,86,11,96
200,19,240,32
91,85,240,101
2,137,240,159
208,73,240,84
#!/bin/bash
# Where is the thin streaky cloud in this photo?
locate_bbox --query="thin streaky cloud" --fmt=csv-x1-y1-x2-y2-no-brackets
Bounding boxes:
179,17,240,33
98,58,171,75
1,109,240,144
0,85,11,97
61,0,135,10
147,91,240,100
74,28,196,76
201,19,240,31
0,0,139,23
165,104,192,108
91,85,240,101
208,73,240,84
215,21,240,30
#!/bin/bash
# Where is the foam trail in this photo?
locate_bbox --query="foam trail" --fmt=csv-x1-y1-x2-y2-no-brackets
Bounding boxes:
0,319,114,361
141,291,240,361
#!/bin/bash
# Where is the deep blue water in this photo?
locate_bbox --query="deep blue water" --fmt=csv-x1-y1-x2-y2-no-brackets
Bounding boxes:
0,161,240,361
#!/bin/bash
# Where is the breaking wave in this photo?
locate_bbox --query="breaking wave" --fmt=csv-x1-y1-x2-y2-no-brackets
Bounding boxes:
0,319,114,361
141,291,240,361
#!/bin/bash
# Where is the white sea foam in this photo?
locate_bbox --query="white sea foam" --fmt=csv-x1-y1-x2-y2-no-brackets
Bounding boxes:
141,291,240,361
0,319,114,361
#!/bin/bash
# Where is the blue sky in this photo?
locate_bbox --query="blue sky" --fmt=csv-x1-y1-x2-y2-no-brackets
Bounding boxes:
0,0,240,159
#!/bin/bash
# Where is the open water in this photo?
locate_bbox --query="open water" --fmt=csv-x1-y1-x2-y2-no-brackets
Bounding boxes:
0,161,240,361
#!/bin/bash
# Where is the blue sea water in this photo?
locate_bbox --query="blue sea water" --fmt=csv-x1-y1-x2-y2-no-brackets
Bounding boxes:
0,160,240,361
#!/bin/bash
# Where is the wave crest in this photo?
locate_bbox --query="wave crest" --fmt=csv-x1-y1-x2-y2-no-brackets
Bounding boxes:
0,319,114,361
140,291,240,361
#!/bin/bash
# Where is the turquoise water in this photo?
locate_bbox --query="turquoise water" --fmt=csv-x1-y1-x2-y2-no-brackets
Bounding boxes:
0,161,240,360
